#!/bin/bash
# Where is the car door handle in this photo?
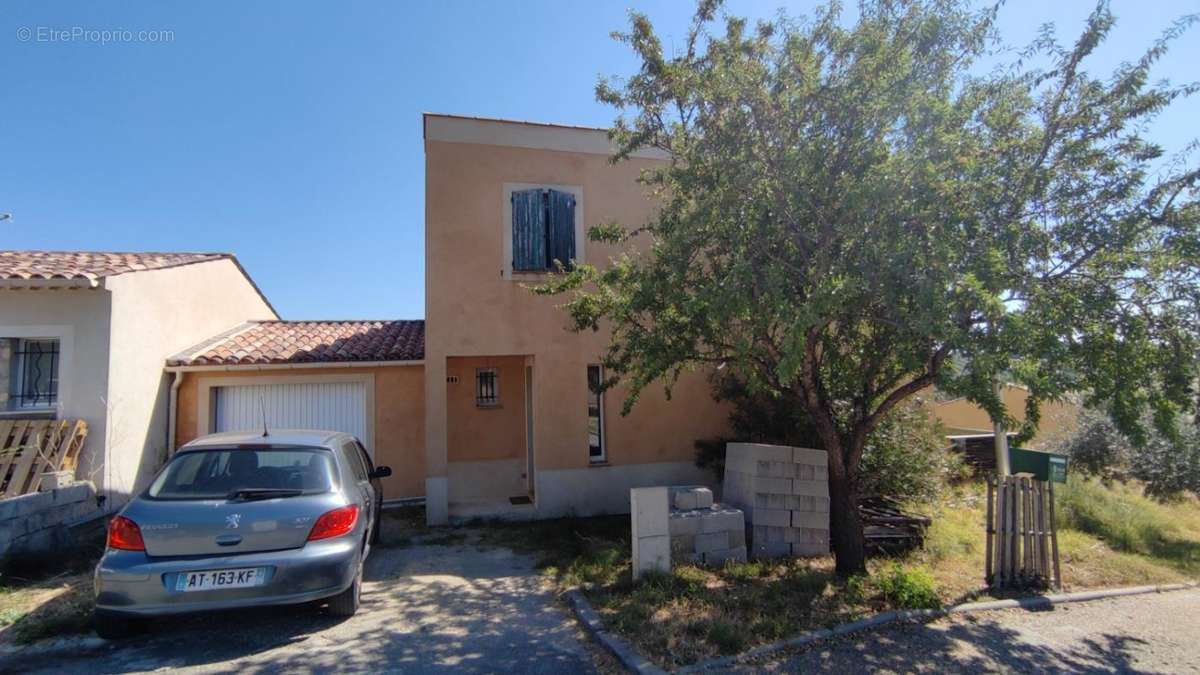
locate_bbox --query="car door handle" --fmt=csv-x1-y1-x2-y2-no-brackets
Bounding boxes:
216,534,242,546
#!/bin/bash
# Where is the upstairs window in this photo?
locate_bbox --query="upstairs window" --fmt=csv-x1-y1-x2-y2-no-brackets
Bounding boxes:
512,188,576,272
4,338,60,410
476,368,499,407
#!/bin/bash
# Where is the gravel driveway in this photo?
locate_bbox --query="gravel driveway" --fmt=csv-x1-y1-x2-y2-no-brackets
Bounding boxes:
4,528,600,674
738,588,1200,674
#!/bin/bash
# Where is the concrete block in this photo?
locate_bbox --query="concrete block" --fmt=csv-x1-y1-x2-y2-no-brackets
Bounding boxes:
795,464,814,481
751,540,794,559
631,487,670,539
752,476,792,495
668,511,702,537
670,534,696,557
758,525,798,544
762,462,798,479
728,528,746,550
695,531,728,554
670,485,714,511
753,508,791,528
792,479,829,497
813,465,829,481
700,508,744,534
792,447,828,467
800,528,830,545
791,511,830,529
633,534,670,580
812,496,830,513
792,542,829,557
674,491,697,510
704,547,748,566
726,442,794,465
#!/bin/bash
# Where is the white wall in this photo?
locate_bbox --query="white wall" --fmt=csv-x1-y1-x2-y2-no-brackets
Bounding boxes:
0,289,112,491
103,258,276,505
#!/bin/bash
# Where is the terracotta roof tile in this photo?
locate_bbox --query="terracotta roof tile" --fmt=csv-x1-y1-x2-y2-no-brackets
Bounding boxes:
0,250,232,286
168,320,425,366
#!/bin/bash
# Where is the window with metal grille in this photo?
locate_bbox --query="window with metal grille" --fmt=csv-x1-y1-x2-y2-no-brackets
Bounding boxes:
475,368,499,407
10,338,60,409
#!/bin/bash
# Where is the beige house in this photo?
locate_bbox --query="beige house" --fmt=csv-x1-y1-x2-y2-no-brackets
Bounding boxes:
0,251,277,509
21,117,1075,527
168,115,733,525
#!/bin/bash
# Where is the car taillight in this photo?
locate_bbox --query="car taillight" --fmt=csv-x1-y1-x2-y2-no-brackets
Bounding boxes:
308,505,360,541
107,515,145,551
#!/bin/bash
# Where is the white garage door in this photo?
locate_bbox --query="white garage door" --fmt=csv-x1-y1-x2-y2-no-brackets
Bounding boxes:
213,381,368,450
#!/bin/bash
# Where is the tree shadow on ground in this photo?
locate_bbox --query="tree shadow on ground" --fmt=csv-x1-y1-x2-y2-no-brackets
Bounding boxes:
746,610,1155,673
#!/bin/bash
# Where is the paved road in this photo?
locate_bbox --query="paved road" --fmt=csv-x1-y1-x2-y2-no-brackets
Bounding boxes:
5,530,599,674
739,589,1200,674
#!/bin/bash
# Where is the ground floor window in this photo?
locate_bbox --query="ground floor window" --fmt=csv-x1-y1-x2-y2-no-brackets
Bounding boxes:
475,368,499,407
2,338,60,411
587,364,605,463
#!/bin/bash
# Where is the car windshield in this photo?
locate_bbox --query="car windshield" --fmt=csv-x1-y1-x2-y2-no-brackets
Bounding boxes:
147,447,335,500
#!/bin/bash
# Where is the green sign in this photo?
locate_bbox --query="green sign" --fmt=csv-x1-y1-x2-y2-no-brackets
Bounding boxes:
1009,447,1069,483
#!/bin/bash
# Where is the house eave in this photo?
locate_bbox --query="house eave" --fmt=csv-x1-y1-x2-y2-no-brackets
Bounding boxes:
164,359,425,373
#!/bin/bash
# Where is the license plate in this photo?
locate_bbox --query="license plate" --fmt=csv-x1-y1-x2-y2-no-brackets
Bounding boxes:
175,568,265,592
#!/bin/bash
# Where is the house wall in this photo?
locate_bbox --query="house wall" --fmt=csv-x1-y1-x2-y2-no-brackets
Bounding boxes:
173,365,426,500
0,289,112,493
424,116,732,522
103,258,277,506
446,355,528,505
927,385,1079,447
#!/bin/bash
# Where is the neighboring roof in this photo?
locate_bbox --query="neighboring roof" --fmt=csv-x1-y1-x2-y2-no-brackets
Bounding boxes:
0,250,229,286
0,250,279,318
180,429,354,450
168,320,425,367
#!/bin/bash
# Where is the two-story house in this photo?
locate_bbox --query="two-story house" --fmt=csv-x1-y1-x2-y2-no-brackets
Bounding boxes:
167,114,734,526
421,114,732,524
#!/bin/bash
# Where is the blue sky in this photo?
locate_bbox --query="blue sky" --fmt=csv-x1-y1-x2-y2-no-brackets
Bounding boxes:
2,1,1196,320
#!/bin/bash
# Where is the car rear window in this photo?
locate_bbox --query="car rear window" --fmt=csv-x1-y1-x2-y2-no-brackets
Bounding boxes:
147,448,336,499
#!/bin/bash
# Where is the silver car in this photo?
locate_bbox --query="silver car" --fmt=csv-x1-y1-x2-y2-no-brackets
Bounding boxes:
93,429,391,639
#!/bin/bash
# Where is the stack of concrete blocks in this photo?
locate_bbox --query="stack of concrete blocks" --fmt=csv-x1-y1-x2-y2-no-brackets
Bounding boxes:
722,443,831,558
630,485,747,579
630,486,671,580
666,486,746,567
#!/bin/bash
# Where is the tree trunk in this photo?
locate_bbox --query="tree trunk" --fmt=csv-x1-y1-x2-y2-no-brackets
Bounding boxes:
829,473,867,576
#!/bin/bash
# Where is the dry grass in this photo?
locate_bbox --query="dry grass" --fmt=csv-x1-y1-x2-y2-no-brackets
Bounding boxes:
506,479,1200,669
0,572,94,645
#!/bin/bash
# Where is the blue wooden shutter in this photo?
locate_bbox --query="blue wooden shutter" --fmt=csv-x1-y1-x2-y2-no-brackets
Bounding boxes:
547,189,576,270
512,189,546,271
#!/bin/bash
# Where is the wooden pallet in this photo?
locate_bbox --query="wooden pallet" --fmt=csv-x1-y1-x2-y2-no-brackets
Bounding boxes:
860,496,932,555
986,474,1061,590
0,419,89,497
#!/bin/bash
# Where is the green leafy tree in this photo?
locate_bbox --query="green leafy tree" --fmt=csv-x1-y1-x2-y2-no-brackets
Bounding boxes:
540,0,1199,574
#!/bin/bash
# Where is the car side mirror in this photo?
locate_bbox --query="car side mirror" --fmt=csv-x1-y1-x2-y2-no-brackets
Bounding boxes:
370,466,392,479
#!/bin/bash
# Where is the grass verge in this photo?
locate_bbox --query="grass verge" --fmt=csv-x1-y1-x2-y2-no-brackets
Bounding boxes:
496,479,1199,669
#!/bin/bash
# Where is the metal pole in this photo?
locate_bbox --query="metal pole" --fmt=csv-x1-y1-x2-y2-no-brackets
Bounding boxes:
994,381,1011,476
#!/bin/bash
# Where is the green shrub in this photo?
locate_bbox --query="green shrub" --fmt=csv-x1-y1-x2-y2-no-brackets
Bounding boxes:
1057,477,1181,557
706,620,749,654
873,563,942,610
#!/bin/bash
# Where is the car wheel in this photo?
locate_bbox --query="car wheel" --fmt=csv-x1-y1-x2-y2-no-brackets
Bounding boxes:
327,561,362,618
93,612,143,640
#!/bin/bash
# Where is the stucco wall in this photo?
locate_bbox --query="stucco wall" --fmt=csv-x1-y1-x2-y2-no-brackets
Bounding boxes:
0,289,112,491
424,123,732,520
446,355,527,463
927,385,1079,447
103,258,277,505
174,365,426,500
